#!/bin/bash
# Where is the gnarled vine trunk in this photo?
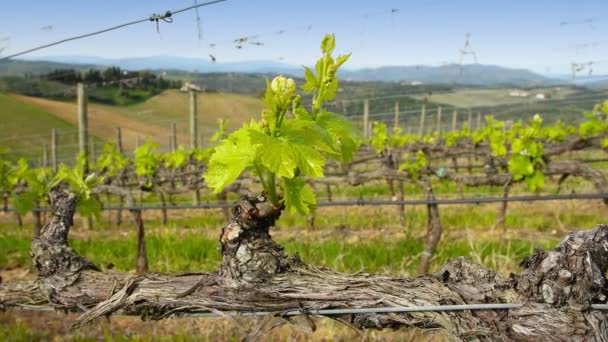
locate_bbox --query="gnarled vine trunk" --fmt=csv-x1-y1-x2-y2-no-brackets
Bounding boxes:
2,188,608,341
218,194,295,285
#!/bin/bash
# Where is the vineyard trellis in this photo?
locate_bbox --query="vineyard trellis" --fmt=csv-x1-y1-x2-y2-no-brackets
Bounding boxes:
2,84,608,274
3,34,608,340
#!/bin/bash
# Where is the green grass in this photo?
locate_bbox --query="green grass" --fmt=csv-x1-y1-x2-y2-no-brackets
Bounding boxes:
0,92,76,160
0,92,105,162
0,227,557,275
123,90,264,132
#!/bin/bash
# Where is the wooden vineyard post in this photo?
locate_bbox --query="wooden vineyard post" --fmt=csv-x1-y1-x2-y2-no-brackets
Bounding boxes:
115,127,124,227
170,122,177,152
363,99,370,139
394,101,400,131
467,109,473,174
51,128,58,173
189,90,201,205
77,83,89,171
418,182,442,274
496,180,512,232
419,103,426,136
77,83,92,230
133,206,148,273
451,110,458,132
398,180,406,228
189,90,199,149
436,106,442,134
115,127,123,154
477,112,482,130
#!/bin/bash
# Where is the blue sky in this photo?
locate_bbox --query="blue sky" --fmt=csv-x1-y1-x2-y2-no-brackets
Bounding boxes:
1,0,606,74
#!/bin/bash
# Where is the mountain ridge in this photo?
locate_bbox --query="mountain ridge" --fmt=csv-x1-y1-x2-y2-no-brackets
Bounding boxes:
11,55,567,86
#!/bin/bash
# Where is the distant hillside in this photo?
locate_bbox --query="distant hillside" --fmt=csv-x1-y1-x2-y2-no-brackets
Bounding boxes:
23,55,301,75
586,78,608,89
340,64,558,87
18,56,561,87
0,59,97,76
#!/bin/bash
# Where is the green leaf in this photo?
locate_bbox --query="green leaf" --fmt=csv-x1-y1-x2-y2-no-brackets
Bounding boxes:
525,170,545,191
301,67,318,93
398,150,427,180
508,154,534,180
163,145,190,169
77,196,102,219
13,191,38,215
290,144,325,178
335,53,351,68
205,127,256,192
370,121,388,154
280,119,334,155
293,107,313,120
249,130,297,178
316,111,360,162
134,141,160,177
282,177,316,215
320,34,336,54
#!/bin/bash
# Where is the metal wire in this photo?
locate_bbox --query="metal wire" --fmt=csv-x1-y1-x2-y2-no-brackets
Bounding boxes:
4,192,608,213
0,0,227,61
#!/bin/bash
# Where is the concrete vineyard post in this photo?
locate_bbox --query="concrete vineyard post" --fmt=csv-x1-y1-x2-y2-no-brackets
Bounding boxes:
452,110,458,132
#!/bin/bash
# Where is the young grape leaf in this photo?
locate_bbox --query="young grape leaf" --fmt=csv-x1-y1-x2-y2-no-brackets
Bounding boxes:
205,127,256,193
282,177,316,214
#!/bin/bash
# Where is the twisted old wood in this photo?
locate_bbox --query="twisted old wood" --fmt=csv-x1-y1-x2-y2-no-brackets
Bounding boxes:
1,189,608,341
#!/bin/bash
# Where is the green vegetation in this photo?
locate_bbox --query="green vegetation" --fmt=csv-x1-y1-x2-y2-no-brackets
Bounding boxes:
0,66,181,106
0,93,105,161
0,202,571,275
205,34,359,214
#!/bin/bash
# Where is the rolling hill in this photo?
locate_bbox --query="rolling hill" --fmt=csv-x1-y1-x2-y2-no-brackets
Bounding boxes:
0,93,104,163
9,90,264,155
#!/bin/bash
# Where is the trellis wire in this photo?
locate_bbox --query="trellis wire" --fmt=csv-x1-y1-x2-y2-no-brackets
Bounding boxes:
0,0,227,61
4,192,608,213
